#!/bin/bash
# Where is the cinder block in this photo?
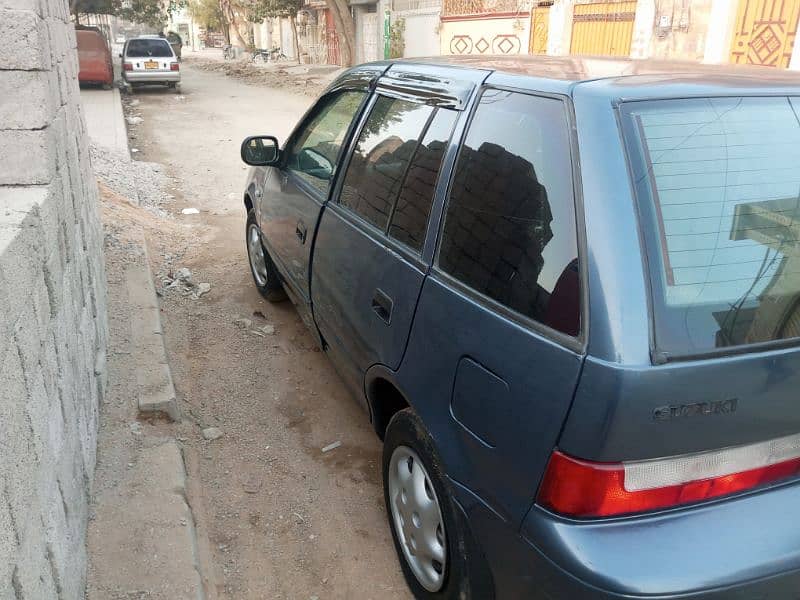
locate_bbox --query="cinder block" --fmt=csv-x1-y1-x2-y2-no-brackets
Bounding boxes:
0,129,55,186
0,70,57,130
0,487,17,598
0,207,45,335
0,0,43,13
0,9,51,70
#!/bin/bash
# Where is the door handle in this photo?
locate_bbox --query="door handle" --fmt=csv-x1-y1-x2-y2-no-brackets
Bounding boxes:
295,221,307,243
371,289,393,324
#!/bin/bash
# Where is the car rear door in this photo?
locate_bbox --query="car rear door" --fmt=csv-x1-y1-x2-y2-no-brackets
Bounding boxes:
310,66,480,401
395,82,586,527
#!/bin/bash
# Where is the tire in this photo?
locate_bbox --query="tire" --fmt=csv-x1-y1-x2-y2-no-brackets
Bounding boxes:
245,208,286,302
383,409,494,599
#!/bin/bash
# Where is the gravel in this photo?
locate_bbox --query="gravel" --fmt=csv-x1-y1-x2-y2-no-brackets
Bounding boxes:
90,143,170,214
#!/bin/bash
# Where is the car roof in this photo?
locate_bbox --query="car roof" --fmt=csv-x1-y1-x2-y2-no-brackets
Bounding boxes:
388,55,800,97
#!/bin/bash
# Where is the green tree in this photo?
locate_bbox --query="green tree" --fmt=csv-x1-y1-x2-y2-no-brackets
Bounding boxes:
69,0,184,27
187,0,225,31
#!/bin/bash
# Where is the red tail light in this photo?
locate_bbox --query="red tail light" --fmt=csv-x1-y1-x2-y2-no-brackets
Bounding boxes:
538,434,800,518
170,62,179,71
123,62,133,71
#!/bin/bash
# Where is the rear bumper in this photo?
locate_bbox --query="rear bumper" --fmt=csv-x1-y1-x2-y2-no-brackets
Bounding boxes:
79,66,113,85
124,71,180,83
452,478,800,599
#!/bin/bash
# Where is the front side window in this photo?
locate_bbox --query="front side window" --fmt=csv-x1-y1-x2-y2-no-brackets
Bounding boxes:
624,97,800,357
286,90,365,196
438,90,580,337
339,96,434,231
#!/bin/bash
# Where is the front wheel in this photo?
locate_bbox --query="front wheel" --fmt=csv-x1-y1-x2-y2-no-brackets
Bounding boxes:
383,409,494,599
246,208,286,302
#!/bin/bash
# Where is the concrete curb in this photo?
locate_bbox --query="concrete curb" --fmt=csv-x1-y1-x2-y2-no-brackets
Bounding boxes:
79,87,130,156
127,239,180,421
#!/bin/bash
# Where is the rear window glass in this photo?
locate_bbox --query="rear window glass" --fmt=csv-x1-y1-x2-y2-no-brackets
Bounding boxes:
623,96,800,358
126,39,173,58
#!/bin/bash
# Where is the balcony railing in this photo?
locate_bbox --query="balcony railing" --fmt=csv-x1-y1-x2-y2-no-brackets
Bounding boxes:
442,0,527,17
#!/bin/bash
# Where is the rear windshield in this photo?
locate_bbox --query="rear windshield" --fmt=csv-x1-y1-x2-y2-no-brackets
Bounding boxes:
623,96,800,359
126,39,173,58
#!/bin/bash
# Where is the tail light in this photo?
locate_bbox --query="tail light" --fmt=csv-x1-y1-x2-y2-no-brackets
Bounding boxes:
537,432,800,518
170,62,179,71
123,62,133,71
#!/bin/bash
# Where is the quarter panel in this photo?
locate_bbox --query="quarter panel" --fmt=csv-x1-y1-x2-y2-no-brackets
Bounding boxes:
572,85,651,365
396,276,583,527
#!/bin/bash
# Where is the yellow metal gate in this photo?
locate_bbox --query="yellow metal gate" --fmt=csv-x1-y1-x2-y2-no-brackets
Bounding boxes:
730,0,800,68
529,1,552,55
570,1,637,57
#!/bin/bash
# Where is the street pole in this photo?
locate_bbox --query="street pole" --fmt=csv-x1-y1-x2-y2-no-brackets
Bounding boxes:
383,9,391,59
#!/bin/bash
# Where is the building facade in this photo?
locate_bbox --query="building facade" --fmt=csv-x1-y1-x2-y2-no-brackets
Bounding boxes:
531,0,800,69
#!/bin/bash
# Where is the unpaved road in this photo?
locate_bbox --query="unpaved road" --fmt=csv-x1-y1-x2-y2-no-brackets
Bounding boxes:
127,65,411,599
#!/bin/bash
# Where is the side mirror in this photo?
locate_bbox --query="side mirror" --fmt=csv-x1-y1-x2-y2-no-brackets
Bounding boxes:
118,52,122,58
241,135,280,166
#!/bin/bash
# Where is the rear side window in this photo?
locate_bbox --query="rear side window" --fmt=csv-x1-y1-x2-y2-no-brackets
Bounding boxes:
339,96,434,231
389,109,457,251
623,97,800,358
126,39,173,57
438,90,580,337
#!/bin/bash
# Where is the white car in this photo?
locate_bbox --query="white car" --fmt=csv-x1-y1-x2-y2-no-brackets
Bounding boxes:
121,36,180,91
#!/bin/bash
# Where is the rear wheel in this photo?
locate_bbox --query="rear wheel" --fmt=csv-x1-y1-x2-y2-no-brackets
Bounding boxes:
383,409,494,599
246,208,286,302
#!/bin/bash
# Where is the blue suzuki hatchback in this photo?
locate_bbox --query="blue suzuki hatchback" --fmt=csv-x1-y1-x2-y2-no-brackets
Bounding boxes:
240,55,800,598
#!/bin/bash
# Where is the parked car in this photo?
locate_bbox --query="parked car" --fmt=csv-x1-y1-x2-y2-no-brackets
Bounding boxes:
240,56,800,599
75,28,113,89
121,36,180,92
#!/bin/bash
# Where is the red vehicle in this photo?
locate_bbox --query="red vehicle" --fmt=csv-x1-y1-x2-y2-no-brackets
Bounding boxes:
76,29,113,88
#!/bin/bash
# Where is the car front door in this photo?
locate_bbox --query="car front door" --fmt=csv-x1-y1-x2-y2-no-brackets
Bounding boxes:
258,88,369,304
310,73,470,400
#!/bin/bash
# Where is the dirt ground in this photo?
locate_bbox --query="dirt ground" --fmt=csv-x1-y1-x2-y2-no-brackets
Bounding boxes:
122,64,411,598
182,51,341,98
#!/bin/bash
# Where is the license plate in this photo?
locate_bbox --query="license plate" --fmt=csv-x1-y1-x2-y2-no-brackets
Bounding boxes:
144,60,158,69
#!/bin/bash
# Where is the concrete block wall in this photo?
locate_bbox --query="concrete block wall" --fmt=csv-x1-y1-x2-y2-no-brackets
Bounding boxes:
0,0,108,598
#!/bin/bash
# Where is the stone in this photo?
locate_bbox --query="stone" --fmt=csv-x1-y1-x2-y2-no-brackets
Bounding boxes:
260,324,275,335
233,318,252,329
321,441,341,453
202,427,223,441
194,282,211,298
